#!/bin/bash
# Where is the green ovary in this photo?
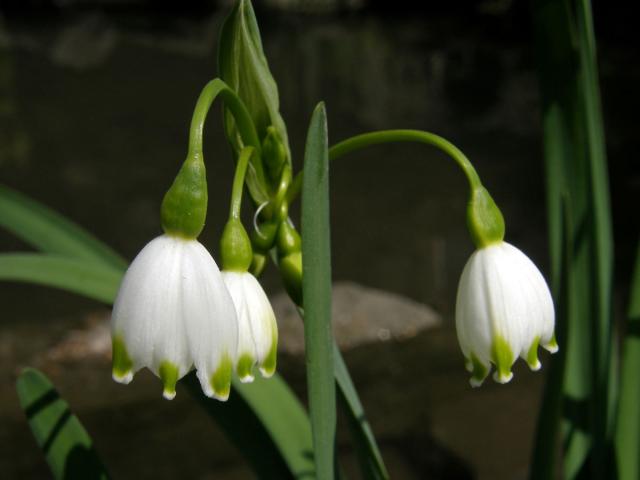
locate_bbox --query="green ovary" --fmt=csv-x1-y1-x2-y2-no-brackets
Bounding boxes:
112,335,133,378
210,354,233,398
491,335,514,382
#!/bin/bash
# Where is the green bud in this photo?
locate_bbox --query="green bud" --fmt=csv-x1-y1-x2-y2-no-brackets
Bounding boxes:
275,221,302,305
161,154,207,239
251,220,278,251
218,0,291,165
250,251,267,277
466,186,505,248
276,221,301,257
279,251,303,306
220,218,253,271
262,126,288,185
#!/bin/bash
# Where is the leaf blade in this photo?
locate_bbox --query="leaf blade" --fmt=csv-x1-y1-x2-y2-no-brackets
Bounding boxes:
301,102,336,479
0,184,127,270
16,368,109,480
0,253,123,303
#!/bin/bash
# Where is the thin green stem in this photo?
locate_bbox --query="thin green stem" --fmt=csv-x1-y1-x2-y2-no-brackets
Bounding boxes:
229,147,254,220
287,129,482,203
189,79,261,155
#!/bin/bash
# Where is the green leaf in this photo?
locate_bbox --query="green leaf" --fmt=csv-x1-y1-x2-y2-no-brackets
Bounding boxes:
335,349,389,479
16,368,109,479
615,243,640,480
0,253,123,303
0,184,127,271
530,0,615,478
184,374,315,479
218,0,291,200
301,102,336,479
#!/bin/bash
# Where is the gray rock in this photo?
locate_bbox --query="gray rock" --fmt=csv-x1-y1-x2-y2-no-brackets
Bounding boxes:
273,280,441,354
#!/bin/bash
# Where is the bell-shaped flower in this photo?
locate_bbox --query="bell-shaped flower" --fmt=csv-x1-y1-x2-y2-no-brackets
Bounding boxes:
222,271,278,382
219,214,278,382
455,241,557,387
111,234,238,400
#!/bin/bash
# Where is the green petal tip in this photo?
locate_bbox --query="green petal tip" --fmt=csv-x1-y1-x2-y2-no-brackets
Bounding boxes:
159,361,180,401
468,353,489,388
210,354,233,401
236,353,255,383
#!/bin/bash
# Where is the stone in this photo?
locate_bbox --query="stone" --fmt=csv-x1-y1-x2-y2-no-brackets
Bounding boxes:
272,280,441,354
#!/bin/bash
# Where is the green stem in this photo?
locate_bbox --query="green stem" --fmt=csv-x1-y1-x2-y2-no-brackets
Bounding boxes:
287,129,482,203
229,147,254,220
188,78,264,183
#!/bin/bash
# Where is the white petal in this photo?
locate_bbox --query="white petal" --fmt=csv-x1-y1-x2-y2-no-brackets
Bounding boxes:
182,241,238,400
242,273,278,378
222,272,256,382
222,272,278,381
111,235,193,398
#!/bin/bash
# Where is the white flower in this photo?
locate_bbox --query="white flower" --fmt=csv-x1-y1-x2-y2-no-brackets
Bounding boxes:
111,234,238,400
455,241,557,387
221,271,278,382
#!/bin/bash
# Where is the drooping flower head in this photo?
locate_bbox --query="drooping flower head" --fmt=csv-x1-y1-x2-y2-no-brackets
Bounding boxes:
111,153,239,400
455,241,557,386
455,185,557,386
219,215,278,382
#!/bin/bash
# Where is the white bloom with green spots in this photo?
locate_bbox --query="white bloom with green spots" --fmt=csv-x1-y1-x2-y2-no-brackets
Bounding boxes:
455,241,557,387
221,271,278,382
111,234,238,401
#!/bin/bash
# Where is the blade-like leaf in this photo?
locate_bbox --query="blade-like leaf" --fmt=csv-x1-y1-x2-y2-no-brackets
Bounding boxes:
16,368,109,479
0,184,127,270
335,349,388,479
615,243,640,480
530,0,615,478
0,253,123,304
185,373,315,479
301,102,336,479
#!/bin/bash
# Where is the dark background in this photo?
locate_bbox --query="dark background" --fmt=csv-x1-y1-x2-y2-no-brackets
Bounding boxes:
0,1,638,478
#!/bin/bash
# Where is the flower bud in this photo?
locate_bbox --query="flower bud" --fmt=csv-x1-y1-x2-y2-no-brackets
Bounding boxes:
218,0,291,168
262,126,288,185
276,221,303,305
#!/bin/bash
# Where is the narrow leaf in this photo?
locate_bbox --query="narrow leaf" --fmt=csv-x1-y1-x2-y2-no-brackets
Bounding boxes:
0,253,123,304
531,0,615,477
615,243,640,480
16,368,109,479
335,348,389,479
301,102,336,479
0,184,127,270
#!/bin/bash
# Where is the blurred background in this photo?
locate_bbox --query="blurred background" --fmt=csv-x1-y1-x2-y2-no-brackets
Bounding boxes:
0,0,638,478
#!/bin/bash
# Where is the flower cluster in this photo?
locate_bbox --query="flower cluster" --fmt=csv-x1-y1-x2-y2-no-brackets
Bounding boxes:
111,233,277,400
111,148,278,400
